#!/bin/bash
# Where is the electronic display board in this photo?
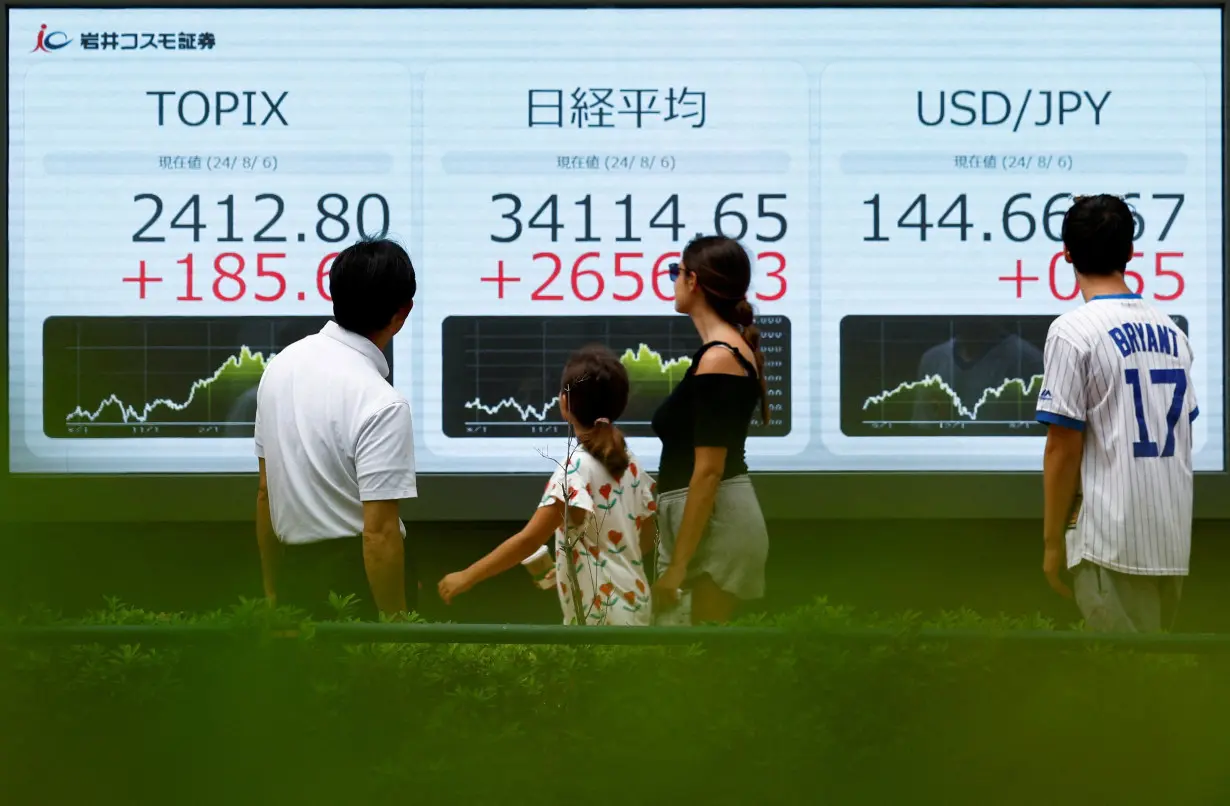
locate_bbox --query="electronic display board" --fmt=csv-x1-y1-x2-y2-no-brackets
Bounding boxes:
7,7,1224,475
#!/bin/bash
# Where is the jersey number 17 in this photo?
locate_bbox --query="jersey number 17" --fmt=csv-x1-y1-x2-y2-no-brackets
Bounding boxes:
1124,368,1187,459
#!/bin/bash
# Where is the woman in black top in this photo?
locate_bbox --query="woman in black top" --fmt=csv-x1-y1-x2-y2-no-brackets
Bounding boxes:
650,235,770,623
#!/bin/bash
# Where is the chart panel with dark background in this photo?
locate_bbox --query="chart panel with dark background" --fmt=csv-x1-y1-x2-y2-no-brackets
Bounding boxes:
840,314,1189,437
442,315,791,438
43,316,393,439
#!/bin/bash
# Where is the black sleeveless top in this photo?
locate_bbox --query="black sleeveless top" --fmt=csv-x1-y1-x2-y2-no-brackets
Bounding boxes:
651,341,762,494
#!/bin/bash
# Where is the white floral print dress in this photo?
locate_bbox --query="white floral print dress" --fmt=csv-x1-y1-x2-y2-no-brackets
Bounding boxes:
538,446,658,626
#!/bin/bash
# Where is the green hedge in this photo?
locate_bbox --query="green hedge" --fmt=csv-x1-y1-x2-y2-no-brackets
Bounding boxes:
2,598,1228,806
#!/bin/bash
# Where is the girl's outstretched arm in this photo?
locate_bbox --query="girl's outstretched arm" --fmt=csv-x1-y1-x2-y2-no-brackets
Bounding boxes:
438,502,572,604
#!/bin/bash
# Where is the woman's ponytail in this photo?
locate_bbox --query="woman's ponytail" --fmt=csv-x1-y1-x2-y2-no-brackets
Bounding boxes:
733,299,769,426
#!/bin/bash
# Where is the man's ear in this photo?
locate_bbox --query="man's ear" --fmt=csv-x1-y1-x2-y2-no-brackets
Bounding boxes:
389,303,413,332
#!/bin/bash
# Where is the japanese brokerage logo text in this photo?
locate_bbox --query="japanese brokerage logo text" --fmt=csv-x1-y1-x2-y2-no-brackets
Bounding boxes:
31,25,216,53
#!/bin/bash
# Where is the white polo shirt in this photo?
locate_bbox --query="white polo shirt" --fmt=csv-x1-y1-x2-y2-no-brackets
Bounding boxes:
254,321,416,545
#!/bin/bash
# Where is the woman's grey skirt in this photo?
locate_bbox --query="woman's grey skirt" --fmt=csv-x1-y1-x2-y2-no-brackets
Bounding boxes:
656,475,768,600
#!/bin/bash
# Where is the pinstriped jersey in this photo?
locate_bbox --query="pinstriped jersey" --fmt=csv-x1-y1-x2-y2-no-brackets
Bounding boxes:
1035,294,1197,575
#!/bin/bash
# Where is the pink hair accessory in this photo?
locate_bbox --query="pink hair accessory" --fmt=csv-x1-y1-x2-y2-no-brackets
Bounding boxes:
594,418,611,425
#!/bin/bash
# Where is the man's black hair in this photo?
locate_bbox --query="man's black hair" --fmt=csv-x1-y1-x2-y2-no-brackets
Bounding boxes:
1060,194,1135,277
329,238,417,336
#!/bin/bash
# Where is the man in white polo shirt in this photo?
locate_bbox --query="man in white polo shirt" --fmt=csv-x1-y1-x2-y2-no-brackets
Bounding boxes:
254,238,418,619
1036,195,1196,632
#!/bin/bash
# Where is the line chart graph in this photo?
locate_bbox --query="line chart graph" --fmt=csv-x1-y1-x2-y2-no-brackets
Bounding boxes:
861,373,1045,421
840,314,1051,437
43,316,390,439
442,315,792,438
461,343,691,422
65,345,270,426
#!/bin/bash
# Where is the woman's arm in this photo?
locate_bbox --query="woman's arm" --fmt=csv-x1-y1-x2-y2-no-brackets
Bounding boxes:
663,447,726,574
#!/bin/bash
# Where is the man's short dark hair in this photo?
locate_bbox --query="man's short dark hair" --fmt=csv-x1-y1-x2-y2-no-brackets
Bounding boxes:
329,239,417,336
1060,194,1135,277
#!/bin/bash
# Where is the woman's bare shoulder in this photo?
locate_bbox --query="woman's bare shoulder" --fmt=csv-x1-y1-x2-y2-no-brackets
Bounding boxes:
694,338,754,376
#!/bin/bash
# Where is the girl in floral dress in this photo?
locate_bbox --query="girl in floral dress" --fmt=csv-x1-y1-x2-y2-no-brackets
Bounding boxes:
438,345,658,626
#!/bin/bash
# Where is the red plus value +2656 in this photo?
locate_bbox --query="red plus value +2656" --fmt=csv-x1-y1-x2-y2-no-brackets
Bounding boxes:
481,251,787,303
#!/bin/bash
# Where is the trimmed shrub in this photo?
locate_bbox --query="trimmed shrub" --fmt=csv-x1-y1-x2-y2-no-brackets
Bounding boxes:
1,597,1227,806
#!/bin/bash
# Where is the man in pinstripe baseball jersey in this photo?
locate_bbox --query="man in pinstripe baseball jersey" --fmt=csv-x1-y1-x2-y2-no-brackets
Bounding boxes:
1035,194,1197,632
